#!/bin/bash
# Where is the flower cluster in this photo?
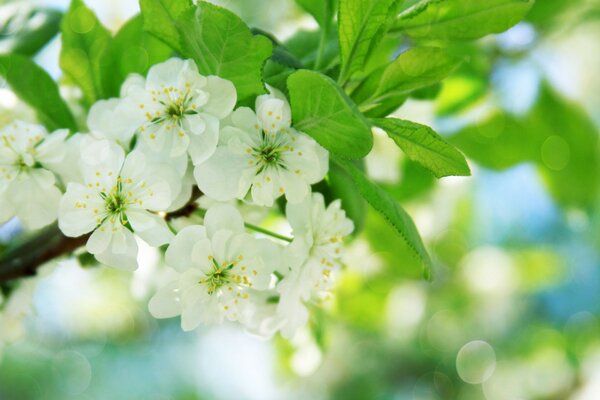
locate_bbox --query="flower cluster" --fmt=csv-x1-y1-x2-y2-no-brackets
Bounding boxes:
1,58,353,338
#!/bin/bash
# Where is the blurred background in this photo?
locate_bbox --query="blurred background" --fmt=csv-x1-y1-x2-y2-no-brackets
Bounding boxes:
1,0,600,399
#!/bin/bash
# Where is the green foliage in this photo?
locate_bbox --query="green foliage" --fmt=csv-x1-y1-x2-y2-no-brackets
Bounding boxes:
295,0,336,30
288,70,373,159
60,0,113,105
338,0,402,84
328,161,368,234
393,0,535,40
352,46,462,113
109,15,172,90
176,2,273,101
0,4,62,56
452,85,600,208
373,118,470,178
334,158,433,279
0,54,77,132
285,28,339,71
139,0,191,53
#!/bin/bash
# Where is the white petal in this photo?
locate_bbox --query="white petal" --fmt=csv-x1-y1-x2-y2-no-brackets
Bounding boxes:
127,209,173,246
250,175,275,206
279,169,310,204
94,226,138,270
204,203,244,238
186,113,219,165
230,107,260,132
120,73,146,97
190,239,214,274
0,191,15,225
210,229,233,262
285,193,314,234
59,183,101,237
165,225,207,272
86,222,112,254
194,147,250,201
148,280,181,319
35,129,68,168
202,76,237,119
180,286,220,330
146,58,190,89
7,171,59,230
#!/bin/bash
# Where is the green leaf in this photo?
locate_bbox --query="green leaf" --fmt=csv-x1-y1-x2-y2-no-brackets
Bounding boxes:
284,28,339,71
393,0,534,40
329,161,367,233
139,0,191,53
287,70,373,159
373,118,470,178
338,0,402,83
451,84,600,208
0,54,77,132
108,15,172,92
0,4,62,56
295,0,336,29
176,2,273,101
60,0,113,105
334,158,433,279
352,47,462,111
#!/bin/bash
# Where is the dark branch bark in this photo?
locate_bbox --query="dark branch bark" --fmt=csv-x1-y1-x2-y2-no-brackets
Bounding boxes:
0,224,89,282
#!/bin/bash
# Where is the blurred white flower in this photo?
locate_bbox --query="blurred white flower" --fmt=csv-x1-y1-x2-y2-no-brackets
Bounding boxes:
277,193,353,338
0,121,68,229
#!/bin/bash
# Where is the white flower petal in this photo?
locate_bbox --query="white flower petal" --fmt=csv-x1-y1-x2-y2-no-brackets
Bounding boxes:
250,175,275,206
6,170,59,230
128,209,173,246
0,190,14,224
165,225,207,272
202,76,237,119
186,113,219,165
279,169,310,204
35,129,68,168
120,73,145,97
194,147,250,201
148,280,181,319
93,226,138,270
180,286,220,330
204,203,244,238
86,221,112,254
59,183,102,237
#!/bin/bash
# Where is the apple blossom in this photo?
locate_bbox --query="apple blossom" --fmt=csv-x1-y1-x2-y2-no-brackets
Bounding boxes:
58,140,173,270
149,204,282,331
194,88,329,207
122,58,236,163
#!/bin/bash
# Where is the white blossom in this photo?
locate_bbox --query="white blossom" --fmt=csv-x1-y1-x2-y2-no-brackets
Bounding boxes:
277,193,354,337
194,88,328,207
0,279,37,362
122,58,236,163
58,140,173,270
149,204,281,331
0,121,67,229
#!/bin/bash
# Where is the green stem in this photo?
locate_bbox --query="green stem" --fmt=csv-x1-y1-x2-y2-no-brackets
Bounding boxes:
196,208,293,243
244,221,293,243
314,26,328,70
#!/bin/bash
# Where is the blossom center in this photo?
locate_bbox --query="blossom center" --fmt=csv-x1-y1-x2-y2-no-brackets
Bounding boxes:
200,257,235,295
